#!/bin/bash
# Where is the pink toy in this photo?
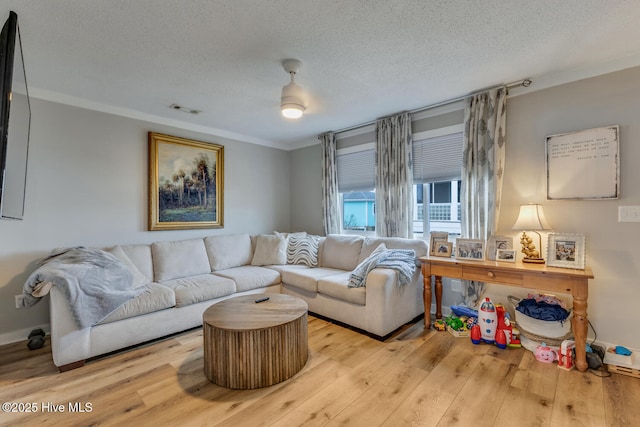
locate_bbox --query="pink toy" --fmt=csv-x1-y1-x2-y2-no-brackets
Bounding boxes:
557,340,575,370
534,343,558,363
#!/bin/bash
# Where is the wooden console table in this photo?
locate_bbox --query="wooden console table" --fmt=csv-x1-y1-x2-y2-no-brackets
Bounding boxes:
419,255,594,372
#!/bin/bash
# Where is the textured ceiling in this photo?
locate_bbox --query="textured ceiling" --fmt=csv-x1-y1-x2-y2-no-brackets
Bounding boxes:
4,0,640,149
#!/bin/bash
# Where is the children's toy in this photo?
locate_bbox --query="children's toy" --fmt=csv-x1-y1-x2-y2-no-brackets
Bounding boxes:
558,339,575,370
470,299,520,349
450,305,478,318
433,319,446,331
477,298,498,343
443,314,472,336
495,329,507,349
534,342,558,363
496,304,521,347
470,324,481,344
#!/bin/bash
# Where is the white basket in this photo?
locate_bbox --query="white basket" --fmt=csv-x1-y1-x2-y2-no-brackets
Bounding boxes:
514,310,572,339
509,295,572,339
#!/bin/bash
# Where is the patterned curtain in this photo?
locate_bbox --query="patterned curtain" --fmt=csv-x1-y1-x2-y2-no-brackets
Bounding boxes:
460,87,507,307
319,132,341,235
375,112,413,238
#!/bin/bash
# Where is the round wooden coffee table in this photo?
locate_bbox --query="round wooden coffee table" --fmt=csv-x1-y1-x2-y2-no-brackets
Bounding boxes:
203,294,308,389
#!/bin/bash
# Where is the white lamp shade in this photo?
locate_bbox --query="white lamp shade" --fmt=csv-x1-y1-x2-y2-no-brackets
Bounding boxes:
281,81,305,119
512,204,552,230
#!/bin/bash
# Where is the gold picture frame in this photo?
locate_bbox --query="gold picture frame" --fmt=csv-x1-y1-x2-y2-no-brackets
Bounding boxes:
148,132,224,230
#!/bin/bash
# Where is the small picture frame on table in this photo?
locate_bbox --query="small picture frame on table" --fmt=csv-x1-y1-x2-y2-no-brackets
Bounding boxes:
432,242,453,257
455,238,485,261
429,231,449,256
547,233,586,269
486,235,514,261
496,249,516,262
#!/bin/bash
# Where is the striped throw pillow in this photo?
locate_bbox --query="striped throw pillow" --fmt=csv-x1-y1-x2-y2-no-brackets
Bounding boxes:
287,234,320,266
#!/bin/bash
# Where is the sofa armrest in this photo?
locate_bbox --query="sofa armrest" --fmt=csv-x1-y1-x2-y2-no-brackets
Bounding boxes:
50,287,91,368
363,268,424,336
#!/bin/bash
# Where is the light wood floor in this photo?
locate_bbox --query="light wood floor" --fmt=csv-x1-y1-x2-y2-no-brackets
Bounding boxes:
1,316,639,426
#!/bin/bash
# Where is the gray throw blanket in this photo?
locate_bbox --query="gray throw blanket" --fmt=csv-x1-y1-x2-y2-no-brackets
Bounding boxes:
349,246,416,288
21,247,145,329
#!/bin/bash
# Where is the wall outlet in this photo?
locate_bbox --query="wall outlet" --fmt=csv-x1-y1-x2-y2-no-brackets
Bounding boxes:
15,294,24,309
450,279,462,293
618,206,640,222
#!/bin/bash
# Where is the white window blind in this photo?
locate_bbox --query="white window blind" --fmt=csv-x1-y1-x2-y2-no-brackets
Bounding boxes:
412,131,463,184
337,147,375,192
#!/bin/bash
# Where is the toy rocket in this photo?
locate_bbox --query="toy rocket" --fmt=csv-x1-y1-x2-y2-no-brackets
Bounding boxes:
478,298,497,344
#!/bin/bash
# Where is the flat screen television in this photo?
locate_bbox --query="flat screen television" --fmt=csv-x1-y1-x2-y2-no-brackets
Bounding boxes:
0,11,30,220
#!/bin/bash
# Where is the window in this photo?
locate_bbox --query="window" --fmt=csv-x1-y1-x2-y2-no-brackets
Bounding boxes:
336,124,463,238
412,125,464,240
413,180,461,239
337,143,376,234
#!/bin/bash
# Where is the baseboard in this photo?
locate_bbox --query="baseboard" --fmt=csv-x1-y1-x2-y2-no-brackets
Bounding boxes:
0,323,50,346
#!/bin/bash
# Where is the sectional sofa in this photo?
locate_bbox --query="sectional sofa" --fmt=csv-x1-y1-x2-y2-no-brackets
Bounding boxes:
44,233,428,371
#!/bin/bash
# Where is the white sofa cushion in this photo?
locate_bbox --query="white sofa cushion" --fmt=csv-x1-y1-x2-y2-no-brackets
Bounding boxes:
105,245,149,288
213,266,281,292
281,267,346,293
98,283,176,324
119,244,154,282
204,234,253,271
321,234,364,271
160,274,236,307
152,238,210,281
251,234,287,266
318,272,366,305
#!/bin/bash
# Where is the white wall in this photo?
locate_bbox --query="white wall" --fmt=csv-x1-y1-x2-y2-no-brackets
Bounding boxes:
496,66,640,350
0,98,290,343
289,66,640,350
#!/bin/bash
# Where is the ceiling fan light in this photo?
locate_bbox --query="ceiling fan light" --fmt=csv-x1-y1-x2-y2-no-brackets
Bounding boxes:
281,104,304,119
280,59,305,119
281,81,305,119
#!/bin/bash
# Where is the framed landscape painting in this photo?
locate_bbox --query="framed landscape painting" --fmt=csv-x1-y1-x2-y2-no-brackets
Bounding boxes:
148,132,224,230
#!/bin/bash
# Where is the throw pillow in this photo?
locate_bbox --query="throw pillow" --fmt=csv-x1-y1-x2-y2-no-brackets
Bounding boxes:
274,231,307,240
287,234,320,266
251,235,287,266
321,234,365,271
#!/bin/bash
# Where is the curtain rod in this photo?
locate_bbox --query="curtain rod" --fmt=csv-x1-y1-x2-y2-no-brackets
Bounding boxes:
333,78,532,136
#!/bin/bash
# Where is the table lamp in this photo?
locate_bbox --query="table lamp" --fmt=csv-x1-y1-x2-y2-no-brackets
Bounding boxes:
512,204,551,264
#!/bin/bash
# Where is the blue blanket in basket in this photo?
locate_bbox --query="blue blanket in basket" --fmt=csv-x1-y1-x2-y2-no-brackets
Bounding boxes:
516,298,570,322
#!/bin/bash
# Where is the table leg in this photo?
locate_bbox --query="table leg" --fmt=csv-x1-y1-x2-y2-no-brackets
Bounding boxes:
573,295,589,372
435,275,443,321
423,267,432,329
